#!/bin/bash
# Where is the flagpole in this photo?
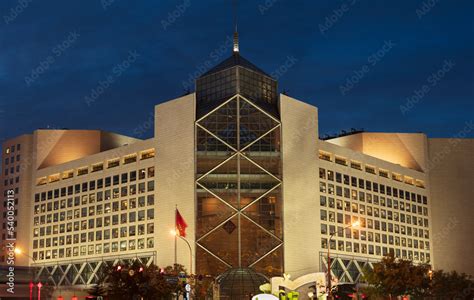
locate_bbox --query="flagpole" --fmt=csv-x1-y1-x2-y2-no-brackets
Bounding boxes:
174,205,177,266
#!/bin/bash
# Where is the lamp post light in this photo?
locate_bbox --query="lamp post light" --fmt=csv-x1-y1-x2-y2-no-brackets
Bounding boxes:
171,230,193,275
15,247,56,300
326,221,360,300
15,248,38,300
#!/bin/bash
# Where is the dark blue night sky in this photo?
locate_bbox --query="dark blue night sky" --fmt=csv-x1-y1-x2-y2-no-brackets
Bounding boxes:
1,0,473,143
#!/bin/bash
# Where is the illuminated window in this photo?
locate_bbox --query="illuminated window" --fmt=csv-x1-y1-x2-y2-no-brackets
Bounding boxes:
107,159,120,168
321,238,328,249
392,173,403,182
327,170,334,181
415,180,425,188
120,241,127,251
139,169,146,180
60,170,73,180
318,151,331,161
48,174,60,183
140,149,155,160
319,182,326,193
335,156,347,166
124,154,137,164
92,163,104,172
365,165,376,174
37,177,47,186
77,167,88,176
350,161,362,170
137,238,145,249
379,169,389,178
111,242,118,252
147,237,154,248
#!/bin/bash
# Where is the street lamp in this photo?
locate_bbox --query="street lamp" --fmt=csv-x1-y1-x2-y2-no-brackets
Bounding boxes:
14,247,29,258
14,247,41,268
15,248,43,300
170,230,193,275
326,221,360,299
15,247,56,300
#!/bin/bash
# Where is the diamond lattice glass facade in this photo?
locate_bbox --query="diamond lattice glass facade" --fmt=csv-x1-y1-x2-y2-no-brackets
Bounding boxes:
195,58,283,276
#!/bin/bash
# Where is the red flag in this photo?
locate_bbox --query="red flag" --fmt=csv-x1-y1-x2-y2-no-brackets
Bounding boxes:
175,209,188,237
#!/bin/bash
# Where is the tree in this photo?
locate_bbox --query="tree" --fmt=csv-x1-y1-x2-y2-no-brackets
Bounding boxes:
362,253,430,299
164,263,187,297
362,254,474,299
430,270,474,299
91,261,187,300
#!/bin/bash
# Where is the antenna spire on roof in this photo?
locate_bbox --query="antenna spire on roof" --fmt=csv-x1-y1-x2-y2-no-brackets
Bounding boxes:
233,0,239,53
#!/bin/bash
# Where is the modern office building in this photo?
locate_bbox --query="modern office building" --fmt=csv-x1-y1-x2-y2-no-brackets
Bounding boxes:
1,41,473,296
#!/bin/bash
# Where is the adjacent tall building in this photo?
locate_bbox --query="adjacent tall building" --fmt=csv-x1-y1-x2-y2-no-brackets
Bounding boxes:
1,44,473,295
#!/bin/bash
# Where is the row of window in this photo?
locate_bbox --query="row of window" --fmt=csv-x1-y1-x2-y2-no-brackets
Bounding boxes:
319,168,427,204
320,238,430,262
3,160,20,176
34,197,155,228
36,149,155,186
317,167,431,263
320,222,429,246
320,193,428,217
4,144,21,154
4,154,21,166
34,183,155,216
34,167,154,203
34,222,154,248
33,208,155,249
320,212,429,241
33,238,154,261
4,176,20,187
320,204,429,231
318,152,425,188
